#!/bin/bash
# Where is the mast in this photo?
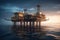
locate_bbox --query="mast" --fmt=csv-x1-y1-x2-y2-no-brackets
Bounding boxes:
36,4,42,33
37,4,40,15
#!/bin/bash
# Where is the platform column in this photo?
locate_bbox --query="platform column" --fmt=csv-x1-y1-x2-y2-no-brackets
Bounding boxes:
24,21,25,31
36,21,38,32
32,21,35,33
20,21,22,31
29,21,31,31
39,21,41,32
26,21,28,32
13,21,16,26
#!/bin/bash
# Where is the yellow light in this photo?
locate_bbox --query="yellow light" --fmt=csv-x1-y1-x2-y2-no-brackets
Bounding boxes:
40,12,42,14
19,14,23,17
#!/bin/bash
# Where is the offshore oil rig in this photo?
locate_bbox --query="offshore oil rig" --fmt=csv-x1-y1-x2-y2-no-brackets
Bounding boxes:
11,5,47,38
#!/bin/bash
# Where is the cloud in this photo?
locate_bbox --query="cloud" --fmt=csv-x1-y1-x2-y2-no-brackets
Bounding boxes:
0,6,24,12
28,8,35,10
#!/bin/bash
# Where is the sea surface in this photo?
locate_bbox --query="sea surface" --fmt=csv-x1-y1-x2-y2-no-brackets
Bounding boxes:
0,25,60,40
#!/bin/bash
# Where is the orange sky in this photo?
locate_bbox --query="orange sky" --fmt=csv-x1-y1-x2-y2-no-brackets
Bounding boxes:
41,14,60,27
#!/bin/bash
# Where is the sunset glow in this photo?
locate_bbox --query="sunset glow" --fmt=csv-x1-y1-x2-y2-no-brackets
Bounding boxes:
41,15,60,26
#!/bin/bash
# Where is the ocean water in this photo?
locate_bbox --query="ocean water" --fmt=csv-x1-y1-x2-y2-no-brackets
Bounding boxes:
0,25,60,40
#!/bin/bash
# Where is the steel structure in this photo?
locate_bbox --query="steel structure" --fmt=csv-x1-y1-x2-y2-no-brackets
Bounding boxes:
11,5,46,38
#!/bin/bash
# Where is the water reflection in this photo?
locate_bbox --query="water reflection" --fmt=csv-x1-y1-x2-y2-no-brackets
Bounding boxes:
0,21,60,40
11,21,60,40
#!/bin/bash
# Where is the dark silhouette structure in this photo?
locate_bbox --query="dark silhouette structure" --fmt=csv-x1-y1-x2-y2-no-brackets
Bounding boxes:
11,5,46,38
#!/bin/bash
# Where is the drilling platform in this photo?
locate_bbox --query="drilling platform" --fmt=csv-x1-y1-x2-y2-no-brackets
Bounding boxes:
11,5,47,38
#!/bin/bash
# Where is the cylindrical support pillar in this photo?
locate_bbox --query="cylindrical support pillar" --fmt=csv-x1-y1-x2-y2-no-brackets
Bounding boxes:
26,21,28,32
24,21,25,31
39,21,41,32
34,21,36,32
29,21,31,33
20,21,22,31
32,21,35,33
13,22,16,26
36,21,39,32
36,21,38,27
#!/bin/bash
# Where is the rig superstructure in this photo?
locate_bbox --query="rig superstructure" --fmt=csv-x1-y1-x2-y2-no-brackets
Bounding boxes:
11,5,46,38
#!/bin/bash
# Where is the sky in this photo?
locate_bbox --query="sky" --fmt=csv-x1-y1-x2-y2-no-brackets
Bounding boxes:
0,0,60,25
